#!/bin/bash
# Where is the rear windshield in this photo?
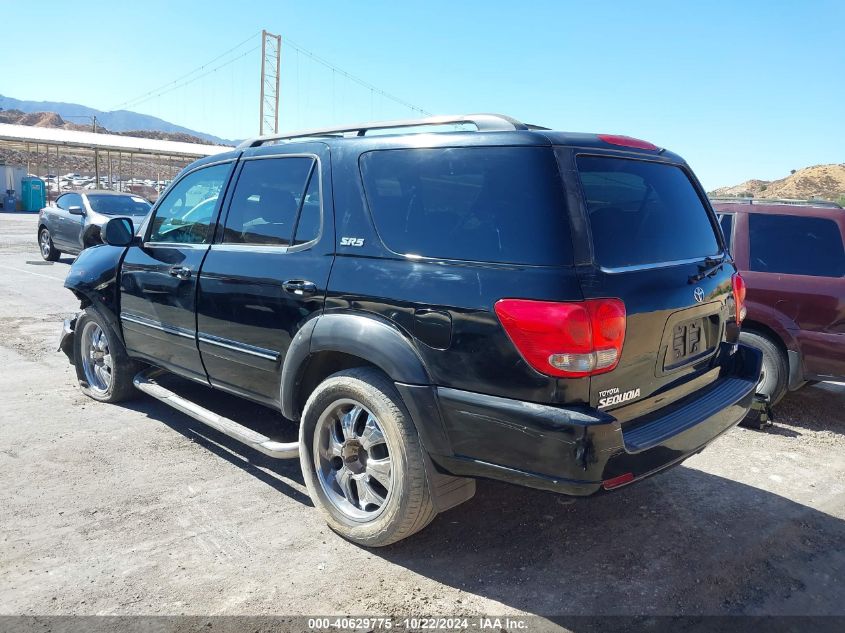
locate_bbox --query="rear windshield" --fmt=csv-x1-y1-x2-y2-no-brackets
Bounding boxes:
87,194,151,216
576,156,720,268
360,147,572,265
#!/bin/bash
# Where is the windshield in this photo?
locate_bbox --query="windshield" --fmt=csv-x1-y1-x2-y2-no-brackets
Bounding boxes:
87,194,152,216
577,156,721,268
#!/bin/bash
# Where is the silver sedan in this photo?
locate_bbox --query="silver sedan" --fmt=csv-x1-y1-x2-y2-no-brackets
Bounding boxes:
37,191,151,261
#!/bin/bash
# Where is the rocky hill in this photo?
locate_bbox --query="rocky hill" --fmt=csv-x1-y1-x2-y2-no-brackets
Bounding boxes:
709,164,845,204
0,109,214,145
0,94,237,145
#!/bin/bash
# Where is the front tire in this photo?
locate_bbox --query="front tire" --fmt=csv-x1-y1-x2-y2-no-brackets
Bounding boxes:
740,330,788,407
39,227,60,261
299,368,437,547
74,308,139,403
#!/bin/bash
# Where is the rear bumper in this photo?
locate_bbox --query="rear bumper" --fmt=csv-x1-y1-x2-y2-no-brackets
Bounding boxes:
425,343,762,496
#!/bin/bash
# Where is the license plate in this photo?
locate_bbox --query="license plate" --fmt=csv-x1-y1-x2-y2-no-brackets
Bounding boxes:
669,318,707,365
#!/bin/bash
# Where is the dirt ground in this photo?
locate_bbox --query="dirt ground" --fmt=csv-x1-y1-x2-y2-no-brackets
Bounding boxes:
1,212,844,627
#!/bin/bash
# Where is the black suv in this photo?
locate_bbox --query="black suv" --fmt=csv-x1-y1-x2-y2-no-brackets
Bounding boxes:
59,114,761,546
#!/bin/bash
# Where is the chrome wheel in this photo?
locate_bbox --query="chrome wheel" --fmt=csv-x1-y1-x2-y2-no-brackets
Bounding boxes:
80,321,113,395
39,229,51,258
313,398,393,521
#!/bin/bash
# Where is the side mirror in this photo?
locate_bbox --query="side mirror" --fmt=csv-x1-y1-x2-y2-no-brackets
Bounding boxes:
68,205,85,216
102,217,135,247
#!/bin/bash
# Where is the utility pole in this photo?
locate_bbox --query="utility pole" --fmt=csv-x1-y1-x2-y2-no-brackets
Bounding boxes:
259,30,281,136
92,116,99,188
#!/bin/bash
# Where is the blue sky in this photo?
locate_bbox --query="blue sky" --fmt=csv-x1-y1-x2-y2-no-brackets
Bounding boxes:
2,0,844,189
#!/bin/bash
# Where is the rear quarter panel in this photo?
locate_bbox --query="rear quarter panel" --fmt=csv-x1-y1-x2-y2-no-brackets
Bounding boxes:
325,140,591,405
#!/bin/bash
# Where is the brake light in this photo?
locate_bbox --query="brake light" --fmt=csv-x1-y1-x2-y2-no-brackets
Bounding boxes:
732,273,747,324
494,298,626,378
597,134,659,151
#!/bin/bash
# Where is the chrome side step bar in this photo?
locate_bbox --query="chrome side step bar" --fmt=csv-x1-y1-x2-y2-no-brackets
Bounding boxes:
133,369,300,459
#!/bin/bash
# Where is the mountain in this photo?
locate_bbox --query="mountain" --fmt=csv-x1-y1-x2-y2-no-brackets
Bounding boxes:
0,109,214,145
0,94,236,146
709,164,845,204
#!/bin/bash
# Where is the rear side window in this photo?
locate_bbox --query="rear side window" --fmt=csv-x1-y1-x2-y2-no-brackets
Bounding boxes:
360,147,571,265
223,157,316,246
577,156,720,268
749,214,845,277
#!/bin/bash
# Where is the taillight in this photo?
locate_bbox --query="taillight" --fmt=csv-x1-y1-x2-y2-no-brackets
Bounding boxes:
602,472,635,490
732,273,747,324
597,134,659,151
494,298,626,378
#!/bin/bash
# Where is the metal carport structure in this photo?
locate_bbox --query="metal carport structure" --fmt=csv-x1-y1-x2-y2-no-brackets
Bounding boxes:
0,123,229,201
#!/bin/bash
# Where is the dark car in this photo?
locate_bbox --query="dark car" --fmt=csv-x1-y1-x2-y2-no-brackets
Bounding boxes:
37,190,151,260
58,114,760,546
713,199,845,408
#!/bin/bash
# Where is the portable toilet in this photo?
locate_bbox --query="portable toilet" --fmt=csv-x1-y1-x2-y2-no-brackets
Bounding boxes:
21,177,46,212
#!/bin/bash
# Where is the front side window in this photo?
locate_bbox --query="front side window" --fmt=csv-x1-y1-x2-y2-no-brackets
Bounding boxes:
749,214,844,277
577,156,721,268
222,157,317,246
148,163,230,244
360,147,571,265
58,193,82,211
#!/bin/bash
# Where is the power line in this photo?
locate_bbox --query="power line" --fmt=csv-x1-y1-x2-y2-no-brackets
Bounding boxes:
109,30,431,121
115,45,260,112
112,31,261,110
281,36,431,116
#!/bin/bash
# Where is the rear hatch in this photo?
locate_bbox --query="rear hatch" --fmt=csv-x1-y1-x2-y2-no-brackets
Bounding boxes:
566,150,735,422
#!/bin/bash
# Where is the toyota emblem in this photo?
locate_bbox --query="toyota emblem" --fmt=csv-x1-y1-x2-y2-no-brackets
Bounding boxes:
693,287,705,303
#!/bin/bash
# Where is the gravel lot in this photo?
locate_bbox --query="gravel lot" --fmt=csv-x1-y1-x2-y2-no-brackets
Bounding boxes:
1,212,844,626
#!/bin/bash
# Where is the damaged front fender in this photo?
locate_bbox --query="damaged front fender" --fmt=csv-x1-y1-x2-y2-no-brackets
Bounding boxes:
63,244,128,344
57,317,76,363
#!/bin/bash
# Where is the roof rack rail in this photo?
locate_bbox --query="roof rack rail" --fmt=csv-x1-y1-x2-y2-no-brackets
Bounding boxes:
238,113,545,148
709,196,842,209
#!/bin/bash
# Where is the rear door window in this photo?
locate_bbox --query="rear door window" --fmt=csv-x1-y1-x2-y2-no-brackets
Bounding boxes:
718,213,734,254
749,213,845,277
293,168,321,245
222,157,316,246
577,156,720,268
360,147,571,265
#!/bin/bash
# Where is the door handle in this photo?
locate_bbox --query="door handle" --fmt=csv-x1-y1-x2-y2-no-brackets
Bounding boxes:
168,266,192,280
282,279,317,296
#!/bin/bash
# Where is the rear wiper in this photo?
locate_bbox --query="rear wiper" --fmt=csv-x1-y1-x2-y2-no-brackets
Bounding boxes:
689,255,725,283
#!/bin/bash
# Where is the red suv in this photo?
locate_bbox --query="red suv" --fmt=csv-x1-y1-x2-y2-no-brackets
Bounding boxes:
713,199,845,409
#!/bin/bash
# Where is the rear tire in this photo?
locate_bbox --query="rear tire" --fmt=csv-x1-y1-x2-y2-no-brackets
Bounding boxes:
74,308,139,403
39,227,60,262
740,330,788,407
299,367,437,547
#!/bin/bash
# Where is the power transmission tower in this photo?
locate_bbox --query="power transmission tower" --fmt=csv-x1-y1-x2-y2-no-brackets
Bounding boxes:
259,30,281,136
